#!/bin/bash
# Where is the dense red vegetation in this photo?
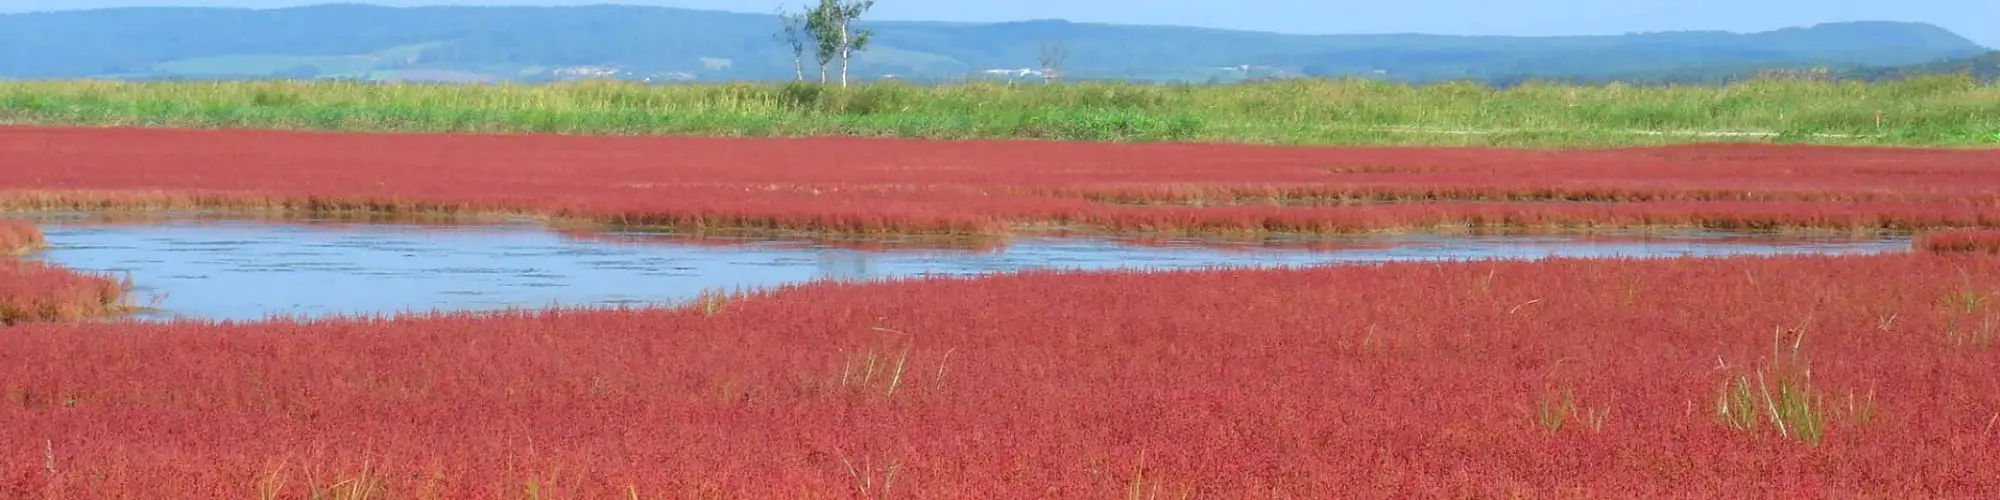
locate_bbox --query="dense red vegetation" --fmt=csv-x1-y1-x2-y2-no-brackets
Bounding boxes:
0,260,132,325
3,126,1997,235
3,253,1998,497
5,126,1999,496
1917,229,2000,254
0,220,132,325
0,219,43,254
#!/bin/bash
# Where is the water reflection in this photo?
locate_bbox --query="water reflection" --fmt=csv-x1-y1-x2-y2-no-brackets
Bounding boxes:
23,217,1909,321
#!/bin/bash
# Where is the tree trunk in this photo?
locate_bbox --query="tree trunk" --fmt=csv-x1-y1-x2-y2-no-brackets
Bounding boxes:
793,54,806,82
838,19,852,87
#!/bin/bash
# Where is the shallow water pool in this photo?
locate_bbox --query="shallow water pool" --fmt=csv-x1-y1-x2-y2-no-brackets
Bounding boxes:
23,217,1908,321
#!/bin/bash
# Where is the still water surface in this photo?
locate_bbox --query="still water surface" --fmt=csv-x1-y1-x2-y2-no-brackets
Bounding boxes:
26,218,1908,321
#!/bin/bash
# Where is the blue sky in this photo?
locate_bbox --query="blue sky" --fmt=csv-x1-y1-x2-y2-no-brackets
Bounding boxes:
10,0,1998,48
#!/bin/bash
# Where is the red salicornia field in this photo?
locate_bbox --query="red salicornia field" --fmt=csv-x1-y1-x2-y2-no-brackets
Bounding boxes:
1916,229,2000,255
0,219,43,254
3,125,1999,235
0,218,132,325
2,125,2000,498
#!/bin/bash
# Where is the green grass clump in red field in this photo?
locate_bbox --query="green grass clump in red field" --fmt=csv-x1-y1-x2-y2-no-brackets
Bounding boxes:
3,253,1998,497
1916,229,2000,254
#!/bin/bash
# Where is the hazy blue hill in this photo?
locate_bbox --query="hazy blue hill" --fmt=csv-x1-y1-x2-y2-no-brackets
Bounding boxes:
1838,50,2000,82
0,3,1987,83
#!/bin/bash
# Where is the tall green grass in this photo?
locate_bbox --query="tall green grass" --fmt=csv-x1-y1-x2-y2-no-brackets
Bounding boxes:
2,76,1997,148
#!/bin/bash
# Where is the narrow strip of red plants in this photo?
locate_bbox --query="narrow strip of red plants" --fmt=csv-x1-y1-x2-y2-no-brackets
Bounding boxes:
4,126,1998,236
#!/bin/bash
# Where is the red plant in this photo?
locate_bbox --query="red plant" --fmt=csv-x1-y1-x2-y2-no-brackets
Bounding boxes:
1916,229,2000,254
1,126,1997,235
0,260,132,325
0,220,132,325
0,219,44,254
2,253,1998,497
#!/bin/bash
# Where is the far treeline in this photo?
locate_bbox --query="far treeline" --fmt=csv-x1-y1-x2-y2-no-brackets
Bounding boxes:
1531,50,2000,87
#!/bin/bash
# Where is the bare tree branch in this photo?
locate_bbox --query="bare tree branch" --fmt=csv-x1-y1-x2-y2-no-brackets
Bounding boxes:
1037,40,1068,84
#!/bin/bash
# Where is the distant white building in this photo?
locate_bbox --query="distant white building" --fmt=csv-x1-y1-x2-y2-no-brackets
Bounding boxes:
979,68,1047,78
552,66,622,80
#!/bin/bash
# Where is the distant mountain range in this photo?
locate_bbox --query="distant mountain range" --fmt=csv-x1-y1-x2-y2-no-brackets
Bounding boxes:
0,3,1990,84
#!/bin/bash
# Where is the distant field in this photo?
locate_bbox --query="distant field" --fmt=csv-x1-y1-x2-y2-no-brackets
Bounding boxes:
2,76,1997,148
6,125,2000,237
137,43,445,80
